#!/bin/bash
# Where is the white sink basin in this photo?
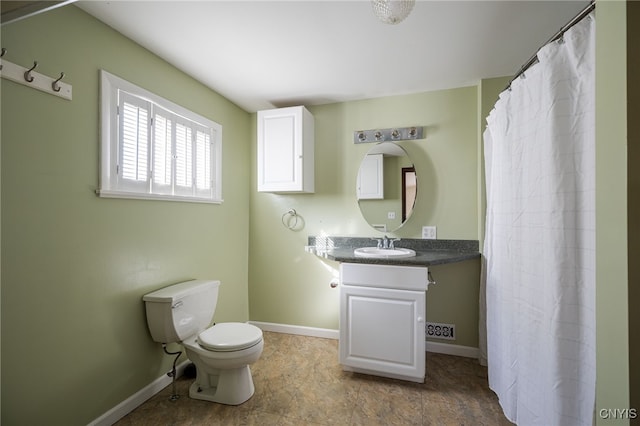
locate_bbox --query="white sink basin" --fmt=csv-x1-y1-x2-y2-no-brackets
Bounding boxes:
353,247,416,259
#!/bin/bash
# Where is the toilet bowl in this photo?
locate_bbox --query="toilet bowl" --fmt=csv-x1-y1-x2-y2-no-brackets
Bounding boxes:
182,322,263,405
142,280,264,405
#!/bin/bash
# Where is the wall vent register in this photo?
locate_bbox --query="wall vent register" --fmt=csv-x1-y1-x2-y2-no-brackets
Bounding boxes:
425,322,455,341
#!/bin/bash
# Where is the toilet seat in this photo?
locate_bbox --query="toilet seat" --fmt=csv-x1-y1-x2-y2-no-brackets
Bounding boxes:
197,323,263,352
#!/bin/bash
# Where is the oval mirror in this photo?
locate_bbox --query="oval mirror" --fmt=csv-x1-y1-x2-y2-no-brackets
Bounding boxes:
356,142,417,232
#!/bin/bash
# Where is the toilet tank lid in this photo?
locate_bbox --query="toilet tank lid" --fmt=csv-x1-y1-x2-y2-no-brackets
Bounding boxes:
142,280,220,303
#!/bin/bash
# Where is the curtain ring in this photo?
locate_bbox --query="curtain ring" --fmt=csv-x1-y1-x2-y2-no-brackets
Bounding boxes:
52,72,65,92
24,61,38,83
281,209,298,230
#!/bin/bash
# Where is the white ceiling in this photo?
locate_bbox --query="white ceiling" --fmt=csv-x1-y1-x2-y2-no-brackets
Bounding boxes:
76,0,590,112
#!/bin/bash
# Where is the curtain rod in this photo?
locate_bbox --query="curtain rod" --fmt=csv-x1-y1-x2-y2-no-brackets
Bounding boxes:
505,0,595,91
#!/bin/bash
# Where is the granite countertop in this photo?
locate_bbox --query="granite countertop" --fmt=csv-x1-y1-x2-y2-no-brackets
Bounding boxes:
307,236,480,267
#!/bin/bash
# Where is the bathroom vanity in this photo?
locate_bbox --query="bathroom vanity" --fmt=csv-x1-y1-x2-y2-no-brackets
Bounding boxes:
340,263,429,382
307,236,480,383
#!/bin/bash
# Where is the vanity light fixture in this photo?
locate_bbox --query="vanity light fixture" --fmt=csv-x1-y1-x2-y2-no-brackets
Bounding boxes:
354,126,424,144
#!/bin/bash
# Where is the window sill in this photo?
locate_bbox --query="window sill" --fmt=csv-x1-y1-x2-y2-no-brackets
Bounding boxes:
96,189,223,204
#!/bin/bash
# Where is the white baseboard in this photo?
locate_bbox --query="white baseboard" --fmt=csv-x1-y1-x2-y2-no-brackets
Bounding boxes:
88,360,190,426
250,321,479,359
249,321,340,340
426,341,479,358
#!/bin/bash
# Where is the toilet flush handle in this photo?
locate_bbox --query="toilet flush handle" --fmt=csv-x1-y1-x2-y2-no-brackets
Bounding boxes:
172,301,183,309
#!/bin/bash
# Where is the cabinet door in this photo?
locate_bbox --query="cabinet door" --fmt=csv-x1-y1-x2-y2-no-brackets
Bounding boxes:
356,153,384,199
339,284,426,381
257,106,314,193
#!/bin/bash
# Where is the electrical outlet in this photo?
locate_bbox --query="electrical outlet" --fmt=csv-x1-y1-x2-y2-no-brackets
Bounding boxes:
387,211,396,219
422,226,437,239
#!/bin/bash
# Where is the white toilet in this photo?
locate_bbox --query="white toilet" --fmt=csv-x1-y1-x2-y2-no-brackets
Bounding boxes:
143,279,264,405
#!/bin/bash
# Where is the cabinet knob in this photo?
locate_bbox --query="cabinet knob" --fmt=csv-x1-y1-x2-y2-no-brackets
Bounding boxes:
330,279,339,288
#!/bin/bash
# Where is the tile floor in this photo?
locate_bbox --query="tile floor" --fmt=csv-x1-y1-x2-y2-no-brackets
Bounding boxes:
115,331,514,425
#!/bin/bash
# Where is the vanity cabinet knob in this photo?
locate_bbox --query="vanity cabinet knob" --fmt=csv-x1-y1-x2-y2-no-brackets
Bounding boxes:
330,279,339,288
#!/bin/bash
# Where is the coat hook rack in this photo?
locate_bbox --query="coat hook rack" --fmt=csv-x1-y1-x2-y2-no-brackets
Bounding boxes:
0,53,72,100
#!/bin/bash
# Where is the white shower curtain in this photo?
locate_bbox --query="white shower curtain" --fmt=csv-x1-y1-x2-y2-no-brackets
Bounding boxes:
482,12,595,426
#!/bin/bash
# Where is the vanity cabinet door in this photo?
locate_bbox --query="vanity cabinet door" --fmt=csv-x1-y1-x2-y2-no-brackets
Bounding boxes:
257,106,314,193
339,283,426,382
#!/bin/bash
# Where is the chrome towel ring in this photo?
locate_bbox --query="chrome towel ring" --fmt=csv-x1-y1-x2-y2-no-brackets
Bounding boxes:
281,209,299,230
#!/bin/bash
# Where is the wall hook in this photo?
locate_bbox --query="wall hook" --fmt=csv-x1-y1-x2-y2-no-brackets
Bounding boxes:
24,61,38,83
52,72,65,92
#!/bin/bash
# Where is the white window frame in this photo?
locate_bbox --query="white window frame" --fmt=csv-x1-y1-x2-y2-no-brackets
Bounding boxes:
98,70,223,204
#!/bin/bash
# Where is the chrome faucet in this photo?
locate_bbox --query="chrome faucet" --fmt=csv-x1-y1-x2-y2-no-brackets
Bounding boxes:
382,235,390,249
371,235,401,249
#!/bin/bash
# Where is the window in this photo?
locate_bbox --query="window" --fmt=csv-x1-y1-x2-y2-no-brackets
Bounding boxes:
98,70,222,203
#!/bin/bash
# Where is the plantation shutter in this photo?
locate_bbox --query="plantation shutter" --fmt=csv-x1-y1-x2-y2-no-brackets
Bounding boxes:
174,118,194,196
152,107,174,195
101,71,222,203
194,126,213,198
118,91,151,192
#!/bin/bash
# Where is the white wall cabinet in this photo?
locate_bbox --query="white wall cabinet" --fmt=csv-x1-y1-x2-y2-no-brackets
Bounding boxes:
257,106,314,193
339,263,428,383
356,153,384,199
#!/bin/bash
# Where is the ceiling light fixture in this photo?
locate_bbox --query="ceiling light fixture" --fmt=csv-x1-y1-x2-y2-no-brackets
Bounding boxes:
371,0,415,25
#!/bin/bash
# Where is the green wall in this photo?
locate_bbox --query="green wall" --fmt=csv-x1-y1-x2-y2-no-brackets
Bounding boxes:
248,86,487,349
1,6,251,425
595,1,634,424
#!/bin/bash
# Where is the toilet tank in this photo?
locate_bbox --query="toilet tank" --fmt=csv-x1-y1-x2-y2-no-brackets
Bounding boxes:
142,280,220,343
